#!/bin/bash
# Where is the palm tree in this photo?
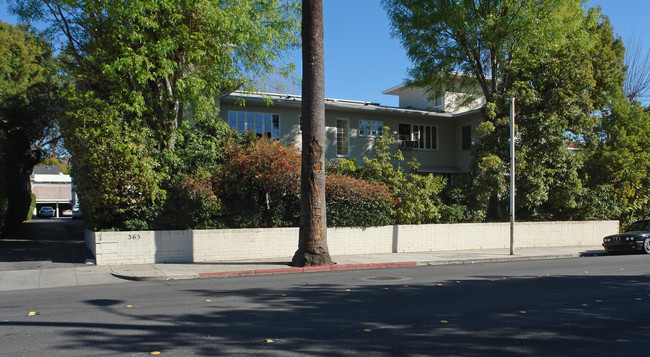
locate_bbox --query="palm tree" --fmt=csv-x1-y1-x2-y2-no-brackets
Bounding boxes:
291,0,333,267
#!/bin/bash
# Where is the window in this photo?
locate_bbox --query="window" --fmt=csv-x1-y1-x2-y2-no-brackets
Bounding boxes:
336,119,349,156
434,95,443,108
462,125,472,151
399,123,437,150
359,120,383,137
398,123,411,142
228,111,280,139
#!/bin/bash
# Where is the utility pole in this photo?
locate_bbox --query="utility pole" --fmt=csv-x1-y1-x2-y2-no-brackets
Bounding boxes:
510,98,515,255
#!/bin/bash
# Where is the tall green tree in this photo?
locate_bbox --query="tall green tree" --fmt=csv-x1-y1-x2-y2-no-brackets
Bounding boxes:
11,0,300,151
10,0,301,230
581,99,650,224
384,0,626,220
292,0,333,267
0,21,60,234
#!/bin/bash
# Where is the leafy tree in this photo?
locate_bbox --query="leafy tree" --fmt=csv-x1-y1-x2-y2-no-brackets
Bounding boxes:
0,21,59,234
40,157,70,174
292,0,333,267
10,0,301,229
581,99,650,225
384,0,626,220
61,91,167,230
383,0,582,102
10,0,300,151
334,127,448,225
360,129,447,224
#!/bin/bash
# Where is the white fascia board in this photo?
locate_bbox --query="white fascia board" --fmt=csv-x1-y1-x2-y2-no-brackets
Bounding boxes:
381,83,406,96
32,174,72,183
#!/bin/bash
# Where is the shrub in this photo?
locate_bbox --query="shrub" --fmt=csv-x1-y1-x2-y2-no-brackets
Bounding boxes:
216,138,395,228
352,127,450,224
216,138,301,228
153,175,224,230
26,193,36,221
326,174,394,227
62,93,166,231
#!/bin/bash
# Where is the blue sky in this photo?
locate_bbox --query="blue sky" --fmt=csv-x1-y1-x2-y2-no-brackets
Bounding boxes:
2,0,648,107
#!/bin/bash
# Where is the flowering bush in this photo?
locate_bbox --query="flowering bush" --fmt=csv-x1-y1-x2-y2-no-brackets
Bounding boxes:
216,138,394,227
215,139,301,227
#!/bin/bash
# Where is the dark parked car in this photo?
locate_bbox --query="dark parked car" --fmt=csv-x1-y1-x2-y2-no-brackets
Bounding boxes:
38,206,56,218
603,220,650,254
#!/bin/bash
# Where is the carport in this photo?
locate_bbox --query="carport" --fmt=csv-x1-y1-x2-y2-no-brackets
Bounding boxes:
31,166,74,218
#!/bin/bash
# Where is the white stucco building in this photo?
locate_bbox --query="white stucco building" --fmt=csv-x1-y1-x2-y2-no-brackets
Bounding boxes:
219,84,484,175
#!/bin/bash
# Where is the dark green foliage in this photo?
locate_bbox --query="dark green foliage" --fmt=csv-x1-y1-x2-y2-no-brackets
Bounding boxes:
26,193,36,221
326,198,394,228
580,99,650,226
62,93,166,231
10,0,301,231
326,174,395,227
0,21,60,234
385,0,631,222
153,176,224,230
438,182,486,223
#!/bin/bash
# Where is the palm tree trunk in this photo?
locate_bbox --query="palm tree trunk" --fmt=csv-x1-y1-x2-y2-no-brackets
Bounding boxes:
291,0,333,267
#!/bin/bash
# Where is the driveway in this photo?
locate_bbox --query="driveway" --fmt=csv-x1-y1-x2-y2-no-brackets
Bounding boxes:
0,218,90,271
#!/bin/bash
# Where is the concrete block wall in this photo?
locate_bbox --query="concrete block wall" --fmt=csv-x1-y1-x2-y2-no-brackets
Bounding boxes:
86,220,619,265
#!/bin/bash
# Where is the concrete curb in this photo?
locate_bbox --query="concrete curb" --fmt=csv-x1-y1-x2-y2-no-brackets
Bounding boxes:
109,272,183,282
109,253,588,281
110,263,419,281
197,261,418,279
417,253,581,266
110,270,199,282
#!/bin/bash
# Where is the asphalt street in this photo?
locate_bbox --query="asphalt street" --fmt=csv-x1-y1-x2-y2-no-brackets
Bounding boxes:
1,254,649,356
0,218,90,271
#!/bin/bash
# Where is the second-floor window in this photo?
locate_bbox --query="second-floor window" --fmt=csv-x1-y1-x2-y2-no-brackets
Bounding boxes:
228,111,280,139
462,125,472,151
399,123,437,150
434,96,443,108
359,120,383,137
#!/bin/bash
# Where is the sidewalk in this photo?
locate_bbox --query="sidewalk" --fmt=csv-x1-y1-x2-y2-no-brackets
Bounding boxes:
0,246,605,291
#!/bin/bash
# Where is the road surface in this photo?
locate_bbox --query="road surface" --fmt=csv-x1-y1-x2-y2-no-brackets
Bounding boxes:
1,254,649,356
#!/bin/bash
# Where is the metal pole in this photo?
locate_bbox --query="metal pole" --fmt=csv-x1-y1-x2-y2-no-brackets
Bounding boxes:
510,98,515,255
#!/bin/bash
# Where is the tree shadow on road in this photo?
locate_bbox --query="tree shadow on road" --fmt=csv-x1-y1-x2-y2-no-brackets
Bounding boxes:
4,271,650,356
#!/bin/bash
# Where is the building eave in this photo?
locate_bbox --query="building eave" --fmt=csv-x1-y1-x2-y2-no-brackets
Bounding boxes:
223,91,458,119
381,83,405,96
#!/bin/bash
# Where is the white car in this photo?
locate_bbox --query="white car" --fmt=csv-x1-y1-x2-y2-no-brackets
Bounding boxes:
72,206,83,220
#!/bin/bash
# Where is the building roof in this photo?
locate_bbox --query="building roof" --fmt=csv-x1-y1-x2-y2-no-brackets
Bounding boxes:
33,165,62,175
382,74,490,96
224,91,480,119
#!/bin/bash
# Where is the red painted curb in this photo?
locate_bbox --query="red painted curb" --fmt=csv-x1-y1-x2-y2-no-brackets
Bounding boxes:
302,265,333,272
255,268,304,275
197,261,417,279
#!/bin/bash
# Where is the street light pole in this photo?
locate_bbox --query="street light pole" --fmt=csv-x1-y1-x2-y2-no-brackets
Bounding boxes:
510,98,515,255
